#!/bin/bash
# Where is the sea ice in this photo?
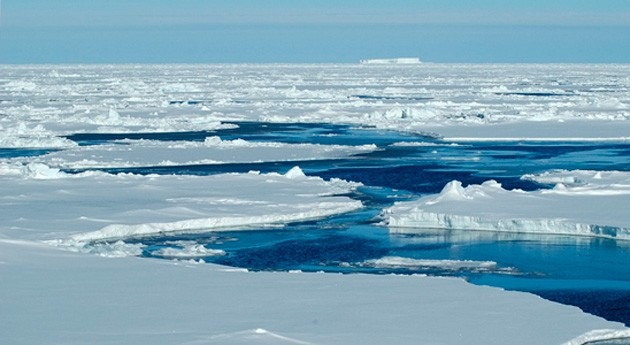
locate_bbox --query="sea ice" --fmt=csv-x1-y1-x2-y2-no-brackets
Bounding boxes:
359,256,515,274
2,64,629,145
22,137,376,170
0,164,362,242
385,170,630,240
0,239,624,345
1,64,629,344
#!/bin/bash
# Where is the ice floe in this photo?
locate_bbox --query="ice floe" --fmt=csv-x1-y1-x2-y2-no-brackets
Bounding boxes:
151,244,226,259
359,256,516,274
0,164,362,242
21,137,376,170
0,239,624,345
385,170,630,240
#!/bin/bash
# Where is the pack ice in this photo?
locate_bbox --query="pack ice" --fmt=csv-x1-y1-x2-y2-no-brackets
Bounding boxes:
1,64,629,344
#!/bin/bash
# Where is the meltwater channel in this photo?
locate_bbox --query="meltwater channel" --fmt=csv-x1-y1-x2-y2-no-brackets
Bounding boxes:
63,121,630,326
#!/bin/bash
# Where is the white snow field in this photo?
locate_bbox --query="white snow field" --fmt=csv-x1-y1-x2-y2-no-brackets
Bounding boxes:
385,170,630,240
1,64,629,344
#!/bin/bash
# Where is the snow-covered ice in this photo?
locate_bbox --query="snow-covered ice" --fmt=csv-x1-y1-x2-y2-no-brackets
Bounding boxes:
21,137,376,170
0,164,361,242
385,170,630,240
0,239,625,345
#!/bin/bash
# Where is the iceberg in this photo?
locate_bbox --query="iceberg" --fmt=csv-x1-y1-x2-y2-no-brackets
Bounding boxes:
360,58,422,65
564,330,630,345
385,171,630,240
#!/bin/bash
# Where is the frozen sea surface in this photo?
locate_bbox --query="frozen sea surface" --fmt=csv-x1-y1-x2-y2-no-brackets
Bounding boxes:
1,64,629,343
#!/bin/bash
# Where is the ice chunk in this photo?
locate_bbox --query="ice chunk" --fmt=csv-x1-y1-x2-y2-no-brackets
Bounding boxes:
82,241,146,258
564,329,630,345
24,163,65,179
362,256,498,270
284,166,306,179
151,244,225,259
358,256,517,275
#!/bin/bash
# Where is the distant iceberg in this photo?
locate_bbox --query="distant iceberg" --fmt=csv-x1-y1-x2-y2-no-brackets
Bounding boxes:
360,57,422,65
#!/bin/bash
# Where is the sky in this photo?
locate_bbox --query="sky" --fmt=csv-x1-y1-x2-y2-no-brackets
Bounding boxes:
0,0,629,63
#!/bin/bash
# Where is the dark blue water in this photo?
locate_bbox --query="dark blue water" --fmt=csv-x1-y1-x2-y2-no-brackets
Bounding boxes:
64,122,630,326
352,94,434,101
495,92,575,97
0,148,58,158
64,121,432,147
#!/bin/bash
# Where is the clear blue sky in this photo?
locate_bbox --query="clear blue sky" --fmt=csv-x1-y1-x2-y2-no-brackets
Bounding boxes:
0,0,629,63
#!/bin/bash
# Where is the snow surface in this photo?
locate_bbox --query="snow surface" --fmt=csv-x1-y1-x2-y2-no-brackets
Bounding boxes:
0,164,362,242
385,170,630,240
0,239,625,345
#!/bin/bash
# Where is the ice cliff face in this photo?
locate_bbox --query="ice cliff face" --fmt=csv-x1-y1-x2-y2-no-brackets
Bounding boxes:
388,211,627,239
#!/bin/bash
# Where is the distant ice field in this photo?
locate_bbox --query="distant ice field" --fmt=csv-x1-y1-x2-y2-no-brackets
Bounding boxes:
1,63,629,142
1,64,630,343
